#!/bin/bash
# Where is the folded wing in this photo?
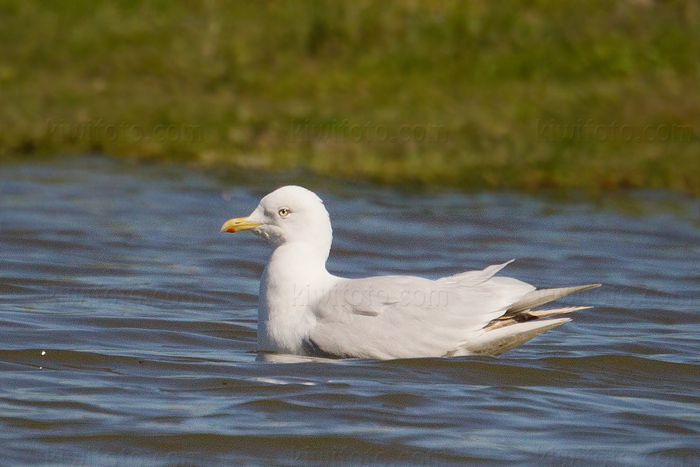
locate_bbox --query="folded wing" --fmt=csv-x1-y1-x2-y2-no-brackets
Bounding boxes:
307,262,601,359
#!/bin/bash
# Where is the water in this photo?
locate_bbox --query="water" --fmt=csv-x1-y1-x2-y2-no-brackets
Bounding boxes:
1,157,698,466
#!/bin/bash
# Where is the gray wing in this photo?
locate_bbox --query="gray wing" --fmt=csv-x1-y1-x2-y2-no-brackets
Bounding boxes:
307,262,535,359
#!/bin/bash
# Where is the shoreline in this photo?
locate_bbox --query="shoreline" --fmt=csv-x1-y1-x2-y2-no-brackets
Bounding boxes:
2,1,698,195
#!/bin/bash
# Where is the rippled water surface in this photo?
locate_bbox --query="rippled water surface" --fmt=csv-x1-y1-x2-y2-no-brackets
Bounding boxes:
1,157,699,466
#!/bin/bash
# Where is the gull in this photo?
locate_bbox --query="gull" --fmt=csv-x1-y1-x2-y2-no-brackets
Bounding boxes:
221,186,600,360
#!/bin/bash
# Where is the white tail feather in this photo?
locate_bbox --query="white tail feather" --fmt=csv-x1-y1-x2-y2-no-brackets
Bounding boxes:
453,318,571,357
507,284,600,314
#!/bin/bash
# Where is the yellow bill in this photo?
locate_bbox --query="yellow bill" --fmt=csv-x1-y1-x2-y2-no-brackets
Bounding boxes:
220,216,262,233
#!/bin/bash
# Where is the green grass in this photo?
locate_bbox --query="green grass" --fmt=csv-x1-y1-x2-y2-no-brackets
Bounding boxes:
1,0,698,194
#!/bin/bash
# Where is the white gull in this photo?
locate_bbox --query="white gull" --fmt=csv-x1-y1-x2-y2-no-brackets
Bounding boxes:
221,185,600,360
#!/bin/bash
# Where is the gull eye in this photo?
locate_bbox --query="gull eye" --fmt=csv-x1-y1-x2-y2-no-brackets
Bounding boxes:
278,207,290,218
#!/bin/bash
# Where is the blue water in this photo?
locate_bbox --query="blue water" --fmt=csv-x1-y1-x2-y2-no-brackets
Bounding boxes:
1,157,698,466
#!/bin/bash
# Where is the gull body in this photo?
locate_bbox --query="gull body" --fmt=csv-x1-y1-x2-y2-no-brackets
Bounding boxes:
222,185,600,360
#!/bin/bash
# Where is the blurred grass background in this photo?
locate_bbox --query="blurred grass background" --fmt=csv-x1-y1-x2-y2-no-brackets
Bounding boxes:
1,0,698,193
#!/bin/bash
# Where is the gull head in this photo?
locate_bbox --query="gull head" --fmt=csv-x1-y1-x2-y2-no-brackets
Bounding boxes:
221,185,332,248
